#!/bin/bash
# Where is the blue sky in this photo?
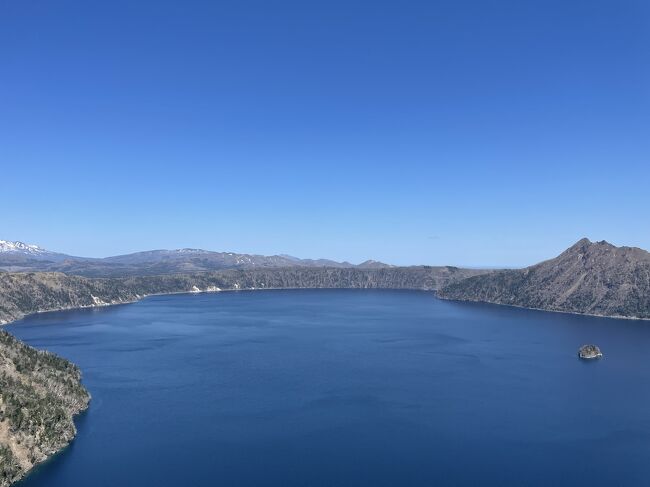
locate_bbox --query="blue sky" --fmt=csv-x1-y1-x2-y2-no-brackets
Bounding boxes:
1,0,648,267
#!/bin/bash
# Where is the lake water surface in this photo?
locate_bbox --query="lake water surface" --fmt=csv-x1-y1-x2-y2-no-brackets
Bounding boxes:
9,289,650,486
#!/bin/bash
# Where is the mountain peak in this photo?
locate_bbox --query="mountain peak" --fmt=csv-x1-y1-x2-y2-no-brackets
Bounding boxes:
0,240,46,254
568,237,592,250
565,238,618,255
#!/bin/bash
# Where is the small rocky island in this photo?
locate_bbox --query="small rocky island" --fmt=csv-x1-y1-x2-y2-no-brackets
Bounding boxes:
578,344,603,360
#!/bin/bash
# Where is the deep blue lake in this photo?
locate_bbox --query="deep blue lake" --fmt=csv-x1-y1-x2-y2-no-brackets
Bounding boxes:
8,289,650,486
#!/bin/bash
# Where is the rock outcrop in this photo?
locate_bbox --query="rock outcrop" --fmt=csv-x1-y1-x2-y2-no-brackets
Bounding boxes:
578,344,602,359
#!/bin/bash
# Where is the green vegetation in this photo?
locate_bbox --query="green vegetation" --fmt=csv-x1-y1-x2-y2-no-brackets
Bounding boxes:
0,330,90,487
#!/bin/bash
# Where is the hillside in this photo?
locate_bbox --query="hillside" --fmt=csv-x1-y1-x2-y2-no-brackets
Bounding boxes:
0,330,90,487
438,239,650,319
0,266,487,325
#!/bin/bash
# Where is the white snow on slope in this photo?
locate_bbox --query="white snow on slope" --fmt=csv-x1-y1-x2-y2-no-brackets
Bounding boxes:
0,240,51,254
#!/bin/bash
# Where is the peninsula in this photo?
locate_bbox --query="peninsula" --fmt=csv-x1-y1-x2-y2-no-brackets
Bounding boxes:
0,330,90,487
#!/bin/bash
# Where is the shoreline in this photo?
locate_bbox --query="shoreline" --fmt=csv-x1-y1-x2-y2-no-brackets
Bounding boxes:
2,285,650,328
1,286,437,327
436,295,650,322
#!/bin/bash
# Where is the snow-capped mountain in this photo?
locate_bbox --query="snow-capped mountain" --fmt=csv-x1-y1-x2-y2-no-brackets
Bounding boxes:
0,240,49,255
0,240,75,262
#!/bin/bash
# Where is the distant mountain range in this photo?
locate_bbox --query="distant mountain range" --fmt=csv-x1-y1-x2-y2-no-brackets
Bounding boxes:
438,238,650,319
0,240,393,277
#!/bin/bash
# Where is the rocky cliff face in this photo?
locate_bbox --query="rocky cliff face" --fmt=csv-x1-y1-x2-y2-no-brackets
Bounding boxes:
0,331,90,487
0,266,487,325
438,239,650,319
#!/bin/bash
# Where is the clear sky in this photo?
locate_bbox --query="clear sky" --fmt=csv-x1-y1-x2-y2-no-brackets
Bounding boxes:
1,0,648,267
